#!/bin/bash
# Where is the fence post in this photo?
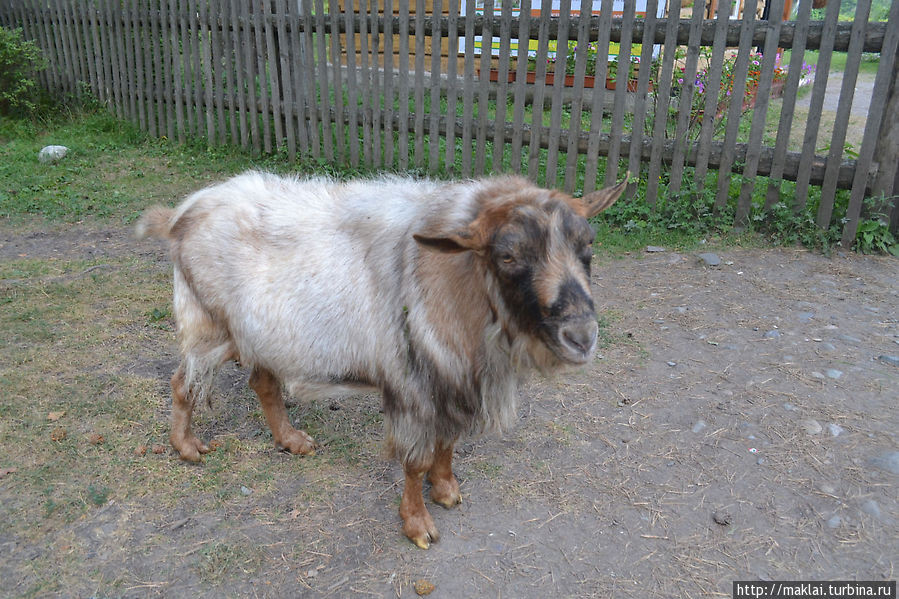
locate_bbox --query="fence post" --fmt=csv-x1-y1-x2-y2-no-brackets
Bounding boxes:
872,46,899,234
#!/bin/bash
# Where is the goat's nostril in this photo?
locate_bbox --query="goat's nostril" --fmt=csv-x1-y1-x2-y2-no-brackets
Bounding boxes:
561,324,597,354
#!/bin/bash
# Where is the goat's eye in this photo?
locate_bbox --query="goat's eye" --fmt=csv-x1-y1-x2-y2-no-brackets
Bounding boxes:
502,255,515,264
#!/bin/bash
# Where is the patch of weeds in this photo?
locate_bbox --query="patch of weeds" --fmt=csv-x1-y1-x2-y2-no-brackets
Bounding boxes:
469,460,503,480
86,483,111,507
146,305,172,330
195,542,264,584
855,218,899,256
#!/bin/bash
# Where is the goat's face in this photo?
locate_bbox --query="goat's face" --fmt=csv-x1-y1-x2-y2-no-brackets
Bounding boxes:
486,198,599,364
414,176,628,367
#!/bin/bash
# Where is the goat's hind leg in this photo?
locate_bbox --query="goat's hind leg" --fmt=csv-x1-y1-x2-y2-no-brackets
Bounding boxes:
249,367,316,455
170,365,210,462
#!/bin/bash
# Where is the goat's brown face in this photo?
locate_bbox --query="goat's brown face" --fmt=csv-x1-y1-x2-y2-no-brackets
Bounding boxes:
487,200,599,364
414,176,628,366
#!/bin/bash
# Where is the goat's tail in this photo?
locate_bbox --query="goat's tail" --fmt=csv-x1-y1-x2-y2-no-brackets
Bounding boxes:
135,205,176,240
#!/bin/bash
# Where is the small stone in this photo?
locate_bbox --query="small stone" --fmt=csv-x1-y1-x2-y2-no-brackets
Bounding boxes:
712,510,732,526
666,361,677,367
820,343,837,351
838,334,862,344
783,402,797,412
825,369,843,380
646,246,666,253
414,579,436,596
674,306,688,314
877,355,899,367
868,451,899,475
802,419,822,435
240,486,253,496
756,457,766,465
860,500,882,519
827,423,844,437
698,252,721,267
763,330,781,339
691,420,707,434
88,433,105,445
797,312,815,323
826,515,841,529
38,145,68,163
811,371,826,380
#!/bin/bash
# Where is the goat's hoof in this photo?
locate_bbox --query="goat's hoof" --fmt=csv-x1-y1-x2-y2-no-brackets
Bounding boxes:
276,429,316,456
403,513,439,550
171,434,209,462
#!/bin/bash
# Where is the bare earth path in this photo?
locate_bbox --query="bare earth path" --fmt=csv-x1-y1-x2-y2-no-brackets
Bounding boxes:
0,223,897,598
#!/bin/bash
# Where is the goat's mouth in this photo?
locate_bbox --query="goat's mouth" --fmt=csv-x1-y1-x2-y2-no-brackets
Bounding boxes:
543,317,599,365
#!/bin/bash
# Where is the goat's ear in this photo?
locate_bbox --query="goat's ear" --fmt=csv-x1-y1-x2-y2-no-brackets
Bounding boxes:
413,228,485,254
568,172,630,218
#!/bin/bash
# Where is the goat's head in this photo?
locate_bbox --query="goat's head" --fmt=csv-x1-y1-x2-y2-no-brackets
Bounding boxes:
415,175,628,368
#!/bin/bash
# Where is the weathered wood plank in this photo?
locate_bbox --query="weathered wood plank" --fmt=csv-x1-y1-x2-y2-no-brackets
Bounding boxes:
344,0,361,166
817,0,872,229
313,0,333,159
626,0,660,195
842,0,899,246
276,0,297,160
793,0,840,213
443,0,459,173
604,0,636,187
428,0,443,173
582,0,613,193
544,0,571,188
459,0,475,176
765,0,813,210
713,0,758,212
396,0,410,169
526,0,552,181
645,0,680,205
509,1,530,175
734,0,786,229
491,0,513,177
667,0,705,195
474,0,492,177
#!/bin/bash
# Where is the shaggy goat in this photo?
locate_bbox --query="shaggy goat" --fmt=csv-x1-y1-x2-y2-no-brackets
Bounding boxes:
137,171,627,548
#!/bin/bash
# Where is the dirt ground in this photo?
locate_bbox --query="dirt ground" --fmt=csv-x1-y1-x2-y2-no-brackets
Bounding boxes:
1,223,897,598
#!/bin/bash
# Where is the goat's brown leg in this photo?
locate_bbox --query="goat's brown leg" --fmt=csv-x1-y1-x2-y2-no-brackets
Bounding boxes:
249,367,315,455
429,439,462,508
400,460,440,550
169,366,210,462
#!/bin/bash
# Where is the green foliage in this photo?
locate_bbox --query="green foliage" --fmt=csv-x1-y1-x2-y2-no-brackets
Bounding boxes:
0,26,46,117
855,219,899,256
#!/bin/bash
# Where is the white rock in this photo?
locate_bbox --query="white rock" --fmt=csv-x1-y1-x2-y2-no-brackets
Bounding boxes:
38,145,69,163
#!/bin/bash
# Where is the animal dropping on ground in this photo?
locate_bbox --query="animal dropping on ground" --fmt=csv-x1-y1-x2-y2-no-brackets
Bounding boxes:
136,171,627,549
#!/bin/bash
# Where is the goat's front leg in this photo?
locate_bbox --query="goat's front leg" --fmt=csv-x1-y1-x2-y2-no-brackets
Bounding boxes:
429,439,462,508
400,459,440,549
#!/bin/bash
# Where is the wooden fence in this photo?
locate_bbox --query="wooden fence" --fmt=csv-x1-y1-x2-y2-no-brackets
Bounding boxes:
1,0,897,244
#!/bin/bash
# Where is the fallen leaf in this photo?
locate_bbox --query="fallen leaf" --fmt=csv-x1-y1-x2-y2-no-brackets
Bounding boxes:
208,439,224,451
50,427,67,442
47,411,66,422
88,433,105,445
151,444,167,454
134,445,147,456
0,467,18,478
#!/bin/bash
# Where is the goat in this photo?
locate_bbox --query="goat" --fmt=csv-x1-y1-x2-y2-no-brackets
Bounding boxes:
136,171,627,548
